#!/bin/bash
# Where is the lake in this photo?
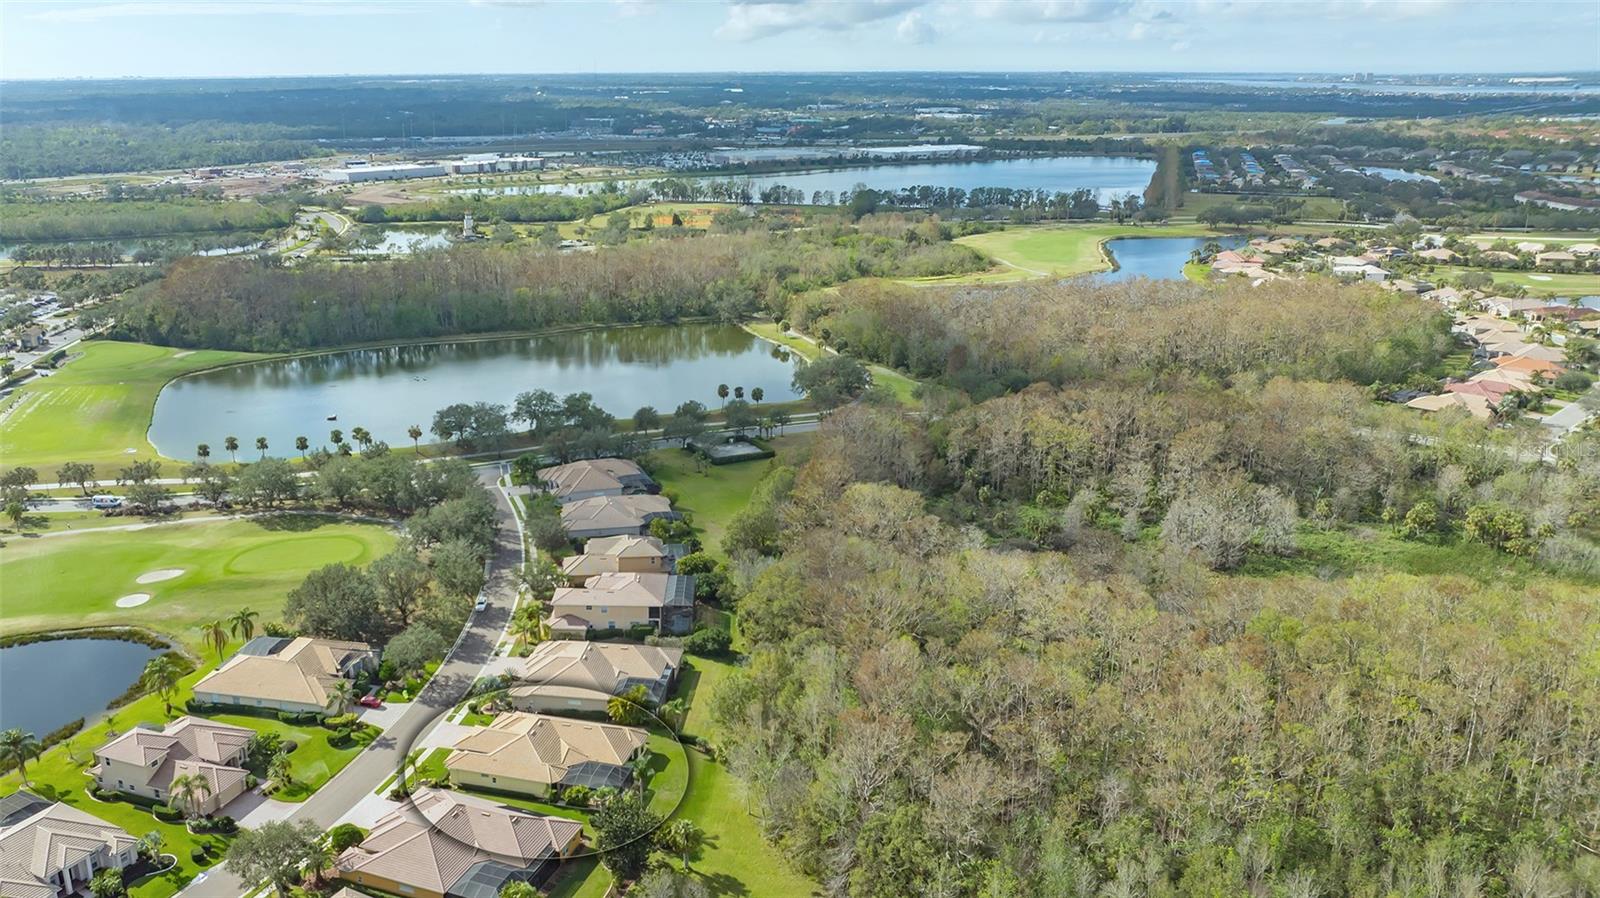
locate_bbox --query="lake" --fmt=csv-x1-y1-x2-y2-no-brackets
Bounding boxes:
352,227,453,255
0,638,162,736
454,155,1158,205
149,323,802,455
1089,235,1246,283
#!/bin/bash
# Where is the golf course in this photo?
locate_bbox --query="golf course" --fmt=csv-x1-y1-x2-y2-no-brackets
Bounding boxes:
948,222,1219,282
0,515,399,638
0,340,261,473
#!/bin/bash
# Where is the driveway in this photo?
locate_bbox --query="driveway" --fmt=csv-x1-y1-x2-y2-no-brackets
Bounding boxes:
355,700,413,730
178,466,523,897
225,792,297,828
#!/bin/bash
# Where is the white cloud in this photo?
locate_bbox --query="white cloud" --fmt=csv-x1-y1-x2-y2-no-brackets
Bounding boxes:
971,0,1133,23
896,9,936,43
30,0,412,22
716,0,924,40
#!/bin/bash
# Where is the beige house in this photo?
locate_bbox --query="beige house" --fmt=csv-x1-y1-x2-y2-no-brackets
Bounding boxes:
559,534,677,584
559,494,679,540
1406,392,1494,420
92,717,254,815
446,712,649,798
336,788,582,898
1535,250,1577,269
536,457,658,504
193,636,376,715
0,792,139,898
510,641,682,714
546,571,695,637
1414,247,1460,264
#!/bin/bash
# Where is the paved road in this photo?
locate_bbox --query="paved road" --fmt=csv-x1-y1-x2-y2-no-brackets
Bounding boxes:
179,466,521,897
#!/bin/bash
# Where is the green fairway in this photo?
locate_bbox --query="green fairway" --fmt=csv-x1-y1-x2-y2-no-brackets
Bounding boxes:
1429,265,1600,296
745,320,920,405
952,222,1218,282
0,515,399,638
644,433,811,558
0,340,261,473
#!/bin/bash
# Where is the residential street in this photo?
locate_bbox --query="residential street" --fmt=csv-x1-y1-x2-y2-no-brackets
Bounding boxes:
177,465,520,897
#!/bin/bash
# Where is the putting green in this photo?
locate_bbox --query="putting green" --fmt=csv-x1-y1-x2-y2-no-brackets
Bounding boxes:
0,516,398,639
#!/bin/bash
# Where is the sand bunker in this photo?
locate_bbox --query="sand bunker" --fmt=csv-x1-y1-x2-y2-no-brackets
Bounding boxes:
136,569,185,585
115,593,151,608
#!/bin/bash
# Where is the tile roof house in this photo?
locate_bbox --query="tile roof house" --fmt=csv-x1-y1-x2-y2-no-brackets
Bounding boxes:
1414,247,1461,263
92,717,254,815
546,571,696,636
1495,355,1565,378
559,494,680,541
1406,392,1494,420
0,792,139,898
510,641,683,713
445,713,649,798
558,534,680,584
1535,250,1578,268
193,636,377,716
535,458,658,504
336,788,583,898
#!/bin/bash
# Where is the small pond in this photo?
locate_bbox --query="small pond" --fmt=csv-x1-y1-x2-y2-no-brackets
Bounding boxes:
0,638,163,736
351,228,453,255
1088,235,1247,283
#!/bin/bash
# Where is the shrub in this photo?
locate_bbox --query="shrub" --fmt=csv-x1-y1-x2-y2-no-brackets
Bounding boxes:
153,804,182,822
322,713,358,730
190,846,208,864
682,627,732,657
281,739,299,754
1554,370,1593,392
328,823,366,853
217,816,237,834
561,785,593,807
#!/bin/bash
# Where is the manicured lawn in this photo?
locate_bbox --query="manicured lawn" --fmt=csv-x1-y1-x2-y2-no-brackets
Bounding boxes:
1429,265,1600,297
0,514,399,638
0,340,261,472
672,751,816,897
206,713,376,802
643,434,811,558
546,856,610,898
952,222,1219,281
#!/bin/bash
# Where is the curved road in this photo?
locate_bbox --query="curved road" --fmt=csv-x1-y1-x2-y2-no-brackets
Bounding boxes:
180,465,520,897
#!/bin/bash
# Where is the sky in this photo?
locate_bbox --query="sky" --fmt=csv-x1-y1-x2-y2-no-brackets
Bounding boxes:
1,0,1596,80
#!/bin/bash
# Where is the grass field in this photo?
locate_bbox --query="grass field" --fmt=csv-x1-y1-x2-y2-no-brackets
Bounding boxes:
1172,191,1348,221
0,514,399,638
1428,265,1600,296
744,320,920,405
0,340,260,473
951,222,1218,282
644,433,810,558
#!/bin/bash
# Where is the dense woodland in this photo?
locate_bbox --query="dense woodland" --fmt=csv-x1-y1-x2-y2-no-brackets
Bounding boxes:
111,218,987,350
0,196,296,241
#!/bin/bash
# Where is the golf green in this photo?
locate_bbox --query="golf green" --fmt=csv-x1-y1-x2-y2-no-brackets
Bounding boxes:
0,515,399,639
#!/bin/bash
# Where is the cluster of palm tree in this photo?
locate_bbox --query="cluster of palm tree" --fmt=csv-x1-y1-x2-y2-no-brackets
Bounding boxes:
200,608,260,663
168,772,214,821
0,728,42,785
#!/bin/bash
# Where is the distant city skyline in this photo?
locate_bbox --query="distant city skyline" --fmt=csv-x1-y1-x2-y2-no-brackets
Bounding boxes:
2,0,1597,81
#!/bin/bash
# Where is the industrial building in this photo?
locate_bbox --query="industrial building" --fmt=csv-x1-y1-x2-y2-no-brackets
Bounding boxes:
449,153,545,175
320,162,448,183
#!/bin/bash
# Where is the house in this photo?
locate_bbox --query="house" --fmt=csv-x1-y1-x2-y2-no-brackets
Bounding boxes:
559,494,679,540
1446,380,1518,402
1482,296,1551,318
1406,392,1494,420
92,717,254,815
192,636,377,715
335,788,583,898
1495,355,1565,379
1211,249,1262,268
1567,242,1600,257
559,534,680,585
1414,247,1460,264
445,713,649,799
1313,236,1350,250
1479,250,1520,266
15,326,45,351
510,641,682,713
1332,262,1390,282
535,458,658,504
1535,251,1578,269
546,571,696,636
0,792,139,898
1506,343,1567,363
1514,241,1548,253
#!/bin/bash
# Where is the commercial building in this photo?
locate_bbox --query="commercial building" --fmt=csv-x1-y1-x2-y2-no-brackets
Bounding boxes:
448,154,545,175
320,162,449,183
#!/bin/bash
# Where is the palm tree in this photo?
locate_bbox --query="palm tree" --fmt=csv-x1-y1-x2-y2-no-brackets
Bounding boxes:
295,436,309,459
301,840,333,888
771,410,792,435
658,698,687,735
137,830,165,863
751,387,764,404
223,436,239,462
325,680,355,716
255,437,268,459
657,818,705,872
716,383,729,408
329,428,343,447
733,386,745,400
202,619,229,663
407,425,423,452
606,686,649,726
89,869,124,898
196,443,210,461
397,748,424,796
351,426,371,449
0,729,42,786
267,751,295,792
169,772,213,821
229,607,259,642
142,656,183,717
627,751,653,797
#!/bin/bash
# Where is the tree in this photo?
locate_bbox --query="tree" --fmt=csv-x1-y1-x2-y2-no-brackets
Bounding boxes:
658,698,687,735
733,386,745,400
770,409,792,435
89,869,126,898
327,823,365,854
267,751,295,791
723,399,756,437
169,772,213,821
4,500,24,529
385,622,451,677
325,680,355,716
295,435,310,458
56,461,96,495
0,729,42,786
202,619,229,662
234,458,299,508
224,436,239,462
751,387,765,404
136,830,165,863
591,790,661,881
255,436,269,459
225,819,321,897
633,406,662,432
607,685,651,726
284,563,387,643
513,389,561,436
716,383,730,408
665,401,710,446
185,461,232,506
370,549,432,628
141,655,184,716
126,480,172,514
792,354,870,409
300,839,333,889
633,870,710,898
657,818,706,872
499,883,540,898
230,607,260,642
407,424,424,451
430,538,487,598
0,467,37,489
330,428,343,447
314,456,363,508
196,443,210,461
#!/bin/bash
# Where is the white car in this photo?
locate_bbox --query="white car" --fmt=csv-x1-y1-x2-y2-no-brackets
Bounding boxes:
474,596,488,612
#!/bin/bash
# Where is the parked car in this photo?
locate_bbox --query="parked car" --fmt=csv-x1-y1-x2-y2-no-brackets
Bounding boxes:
91,495,122,509
474,596,488,612
358,694,383,709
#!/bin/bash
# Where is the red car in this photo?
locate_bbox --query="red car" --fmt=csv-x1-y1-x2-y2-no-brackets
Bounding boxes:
358,694,383,709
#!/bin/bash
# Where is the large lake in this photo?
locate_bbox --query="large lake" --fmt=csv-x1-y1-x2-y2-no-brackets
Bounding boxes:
455,155,1158,205
1090,235,1246,283
0,638,161,736
149,323,802,455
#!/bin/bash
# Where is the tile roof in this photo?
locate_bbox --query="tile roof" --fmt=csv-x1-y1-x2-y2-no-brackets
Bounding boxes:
96,716,254,797
0,798,137,898
559,495,676,533
193,637,372,708
445,713,647,788
512,641,680,705
549,573,693,611
536,458,654,500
